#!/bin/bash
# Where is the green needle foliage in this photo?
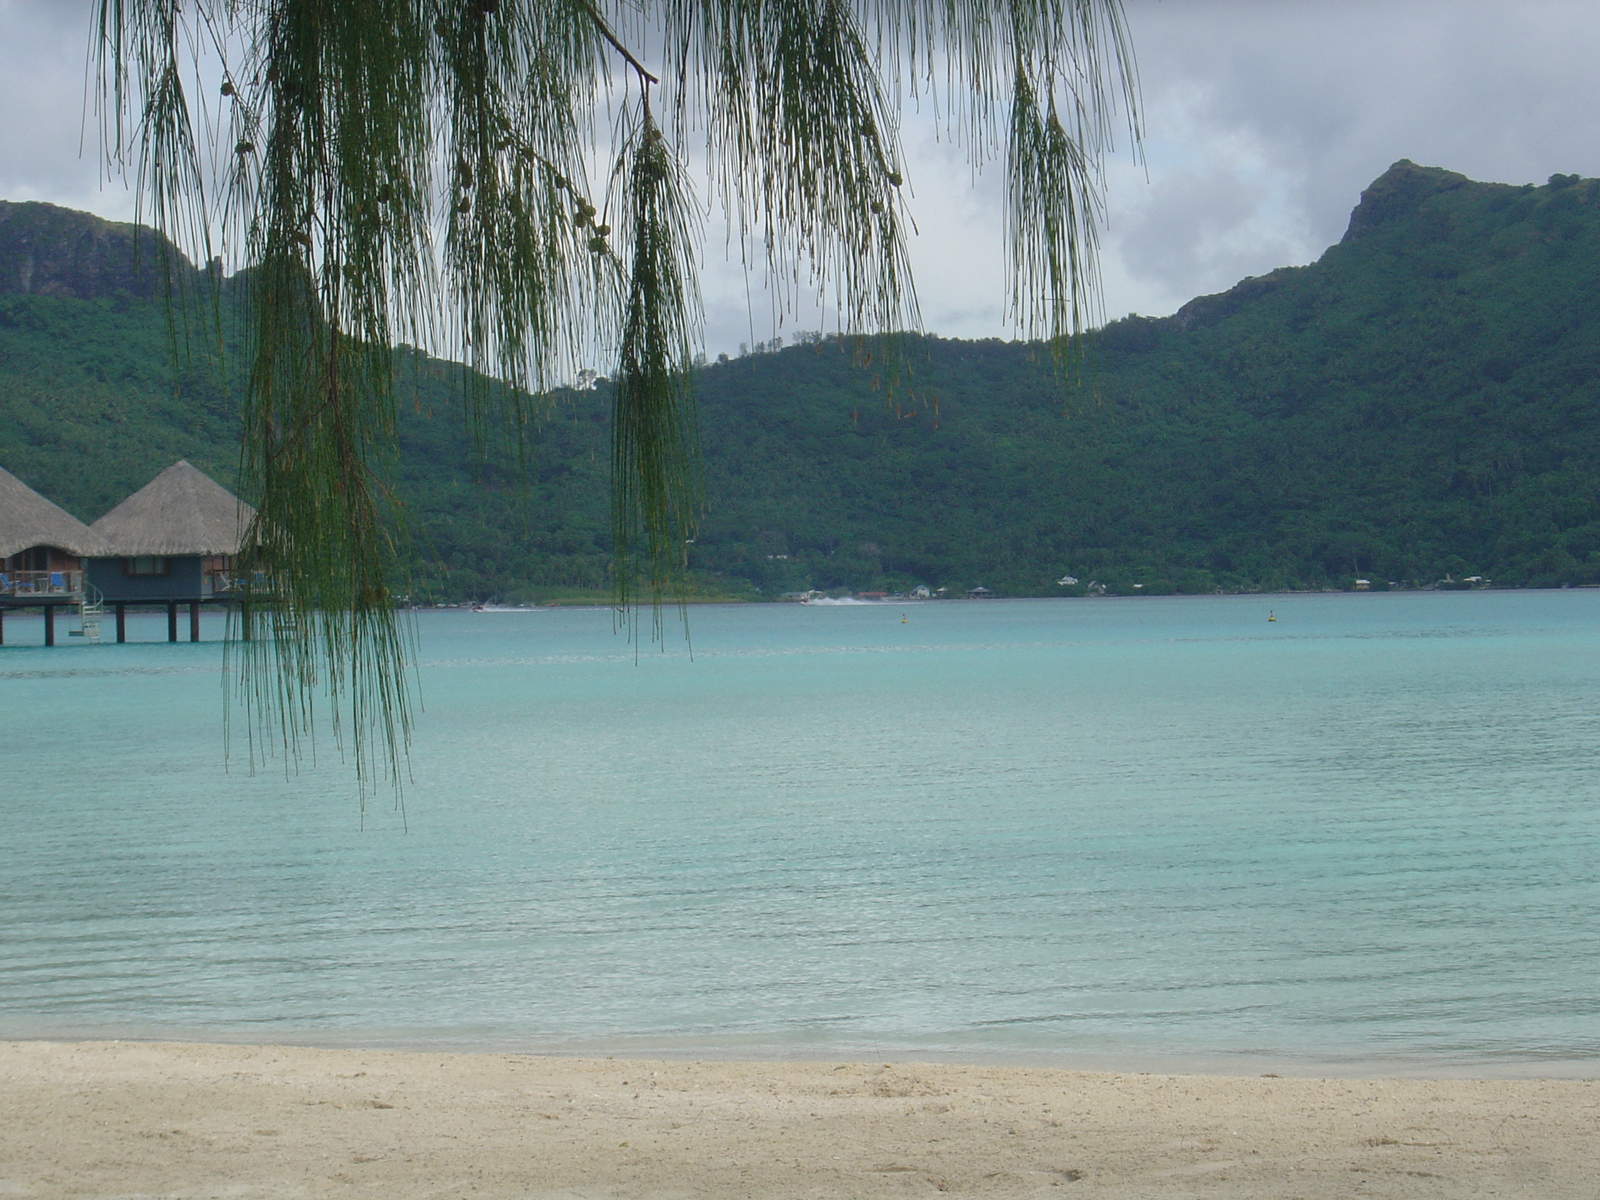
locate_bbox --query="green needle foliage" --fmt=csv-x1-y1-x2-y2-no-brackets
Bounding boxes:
93,0,1139,794
611,111,702,621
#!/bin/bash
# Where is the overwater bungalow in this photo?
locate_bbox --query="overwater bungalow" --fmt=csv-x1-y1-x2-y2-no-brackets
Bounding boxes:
86,461,255,643
0,466,109,645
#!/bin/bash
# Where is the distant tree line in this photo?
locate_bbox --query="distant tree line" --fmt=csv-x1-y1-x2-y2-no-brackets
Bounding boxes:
7,161,1600,602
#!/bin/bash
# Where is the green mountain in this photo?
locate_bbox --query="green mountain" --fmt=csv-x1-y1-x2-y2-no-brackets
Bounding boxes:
4,159,1600,599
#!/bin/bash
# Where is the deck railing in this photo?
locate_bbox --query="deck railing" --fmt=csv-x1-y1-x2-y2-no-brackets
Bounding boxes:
203,568,239,596
0,569,82,597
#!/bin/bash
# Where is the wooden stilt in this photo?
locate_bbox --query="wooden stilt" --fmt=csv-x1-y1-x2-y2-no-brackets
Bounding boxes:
167,602,178,642
189,601,201,642
44,604,55,647
116,603,126,643
0,606,5,645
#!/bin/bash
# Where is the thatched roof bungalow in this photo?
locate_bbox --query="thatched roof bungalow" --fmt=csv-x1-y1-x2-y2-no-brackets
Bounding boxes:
0,465,106,597
92,460,253,557
87,461,254,604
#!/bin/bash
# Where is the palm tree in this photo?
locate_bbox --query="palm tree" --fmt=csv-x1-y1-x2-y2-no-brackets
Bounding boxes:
95,0,1139,795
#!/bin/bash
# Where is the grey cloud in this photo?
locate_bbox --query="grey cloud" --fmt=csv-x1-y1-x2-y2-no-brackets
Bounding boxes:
0,0,132,219
1102,0,1600,315
1108,160,1307,315
9,1,1600,348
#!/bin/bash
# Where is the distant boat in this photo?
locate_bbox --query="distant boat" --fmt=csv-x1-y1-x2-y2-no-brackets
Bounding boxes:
472,604,540,612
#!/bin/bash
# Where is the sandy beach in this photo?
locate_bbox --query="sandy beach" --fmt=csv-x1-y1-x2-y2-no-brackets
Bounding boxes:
1,1041,1595,1198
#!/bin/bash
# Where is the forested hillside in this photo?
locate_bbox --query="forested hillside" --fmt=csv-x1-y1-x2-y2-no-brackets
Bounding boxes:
4,158,1600,600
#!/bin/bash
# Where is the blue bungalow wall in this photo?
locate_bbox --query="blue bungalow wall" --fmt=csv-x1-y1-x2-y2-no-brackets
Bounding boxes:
86,556,206,602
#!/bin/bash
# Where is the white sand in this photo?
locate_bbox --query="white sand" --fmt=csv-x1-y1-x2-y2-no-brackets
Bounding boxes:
2,1040,1596,1198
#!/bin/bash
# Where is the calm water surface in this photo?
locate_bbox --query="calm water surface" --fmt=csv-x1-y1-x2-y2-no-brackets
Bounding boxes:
2,592,1598,1074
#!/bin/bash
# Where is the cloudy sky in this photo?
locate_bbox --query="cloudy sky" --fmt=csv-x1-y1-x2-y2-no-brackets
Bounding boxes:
6,0,1600,357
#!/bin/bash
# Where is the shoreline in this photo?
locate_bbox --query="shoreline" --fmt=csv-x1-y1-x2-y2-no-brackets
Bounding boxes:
4,1026,1598,1082
5,1040,1597,1199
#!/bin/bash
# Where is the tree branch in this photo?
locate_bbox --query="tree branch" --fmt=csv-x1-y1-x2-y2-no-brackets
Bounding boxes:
578,0,659,86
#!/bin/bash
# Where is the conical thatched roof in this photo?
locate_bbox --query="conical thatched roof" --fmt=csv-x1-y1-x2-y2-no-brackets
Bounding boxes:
0,465,108,558
91,461,254,556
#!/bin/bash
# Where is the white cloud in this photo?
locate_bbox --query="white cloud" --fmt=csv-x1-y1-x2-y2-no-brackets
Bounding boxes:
0,0,134,220
8,0,1600,353
1095,0,1600,319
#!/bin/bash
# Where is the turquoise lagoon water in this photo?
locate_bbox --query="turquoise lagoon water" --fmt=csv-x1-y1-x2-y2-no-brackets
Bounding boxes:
1,592,1598,1075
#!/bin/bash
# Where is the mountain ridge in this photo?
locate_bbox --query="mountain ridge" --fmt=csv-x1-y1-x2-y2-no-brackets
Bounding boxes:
0,200,205,302
4,161,1600,599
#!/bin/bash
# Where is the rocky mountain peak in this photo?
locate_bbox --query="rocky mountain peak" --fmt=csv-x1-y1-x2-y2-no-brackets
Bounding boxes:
0,200,199,301
1341,159,1469,242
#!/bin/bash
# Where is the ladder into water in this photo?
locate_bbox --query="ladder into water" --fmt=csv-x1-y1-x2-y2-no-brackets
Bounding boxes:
72,584,104,641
